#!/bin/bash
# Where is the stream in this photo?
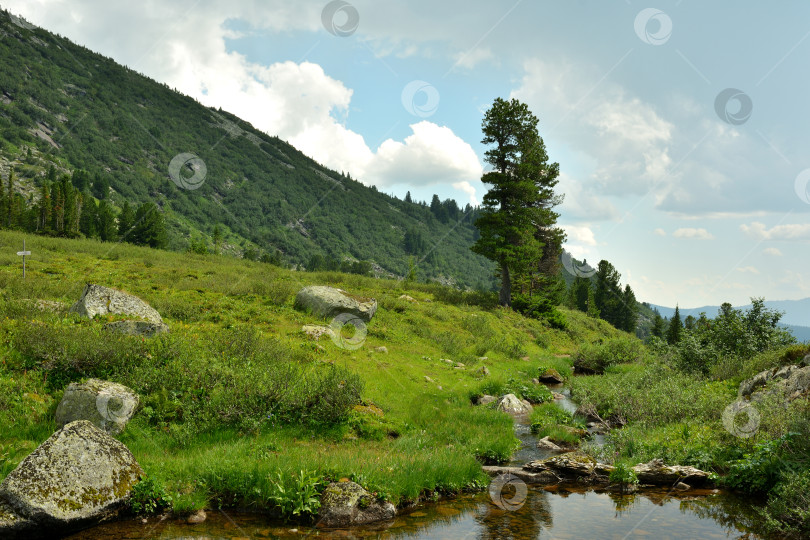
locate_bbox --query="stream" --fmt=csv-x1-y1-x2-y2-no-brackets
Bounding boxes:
69,386,764,539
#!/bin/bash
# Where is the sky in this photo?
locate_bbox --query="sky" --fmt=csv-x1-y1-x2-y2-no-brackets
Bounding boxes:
4,0,810,311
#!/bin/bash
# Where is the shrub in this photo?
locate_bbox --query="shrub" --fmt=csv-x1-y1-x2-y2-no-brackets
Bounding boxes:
266,469,325,520
573,337,645,374
609,461,638,489
724,434,799,494
761,469,810,537
130,476,173,514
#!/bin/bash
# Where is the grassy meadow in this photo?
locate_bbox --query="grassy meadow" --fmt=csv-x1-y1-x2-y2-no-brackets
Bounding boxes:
0,230,622,516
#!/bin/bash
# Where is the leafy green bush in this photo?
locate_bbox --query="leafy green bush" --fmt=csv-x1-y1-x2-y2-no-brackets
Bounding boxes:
761,469,810,537
573,337,645,374
130,476,173,514
609,461,638,488
724,434,800,494
267,469,325,520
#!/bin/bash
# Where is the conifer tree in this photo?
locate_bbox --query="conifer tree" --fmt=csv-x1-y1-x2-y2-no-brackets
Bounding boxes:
666,305,683,345
472,97,564,307
117,201,135,240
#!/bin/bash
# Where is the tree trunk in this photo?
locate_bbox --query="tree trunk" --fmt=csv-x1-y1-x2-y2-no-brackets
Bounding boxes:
499,264,511,306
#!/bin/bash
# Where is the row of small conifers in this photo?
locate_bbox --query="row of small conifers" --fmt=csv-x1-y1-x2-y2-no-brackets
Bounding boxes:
0,284,390,538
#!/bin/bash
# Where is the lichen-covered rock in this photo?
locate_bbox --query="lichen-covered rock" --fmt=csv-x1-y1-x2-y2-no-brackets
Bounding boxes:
70,284,163,324
476,394,497,406
740,364,810,402
0,421,143,534
538,368,564,384
294,286,377,322
104,320,169,338
496,394,532,415
631,459,711,487
523,452,614,484
318,481,395,527
302,324,335,340
55,379,139,435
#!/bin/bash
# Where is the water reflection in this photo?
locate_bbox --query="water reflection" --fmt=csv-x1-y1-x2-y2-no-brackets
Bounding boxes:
68,488,762,540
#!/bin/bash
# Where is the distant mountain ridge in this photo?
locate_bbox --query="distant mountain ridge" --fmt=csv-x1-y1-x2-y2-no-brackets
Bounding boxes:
649,298,810,343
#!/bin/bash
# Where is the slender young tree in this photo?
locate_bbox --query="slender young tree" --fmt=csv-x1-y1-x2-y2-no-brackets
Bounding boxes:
5,170,15,228
472,97,564,307
667,305,684,345
651,310,666,339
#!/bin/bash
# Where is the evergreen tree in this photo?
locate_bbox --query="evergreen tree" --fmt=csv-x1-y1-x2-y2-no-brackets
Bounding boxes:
96,200,117,241
131,202,167,248
117,201,135,240
5,170,14,228
212,224,222,254
92,174,110,200
594,260,622,326
666,305,684,345
404,191,412,203
472,97,563,307
651,310,666,339
568,276,590,312
586,285,600,318
38,182,51,232
79,194,97,237
619,284,638,333
72,169,90,192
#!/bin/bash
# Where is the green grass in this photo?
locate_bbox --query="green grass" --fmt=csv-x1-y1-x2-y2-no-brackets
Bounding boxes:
0,230,624,519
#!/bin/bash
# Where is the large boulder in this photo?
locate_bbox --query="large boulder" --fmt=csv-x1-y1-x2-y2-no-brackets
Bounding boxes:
318,481,395,528
70,284,163,324
103,320,169,338
496,394,532,415
740,364,810,402
294,286,377,322
0,421,143,536
55,379,139,435
631,459,711,487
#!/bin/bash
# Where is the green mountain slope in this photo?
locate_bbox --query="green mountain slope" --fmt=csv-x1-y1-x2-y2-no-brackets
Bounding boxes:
0,10,495,289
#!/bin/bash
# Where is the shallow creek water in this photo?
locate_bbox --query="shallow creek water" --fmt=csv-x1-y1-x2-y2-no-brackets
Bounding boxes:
70,387,763,539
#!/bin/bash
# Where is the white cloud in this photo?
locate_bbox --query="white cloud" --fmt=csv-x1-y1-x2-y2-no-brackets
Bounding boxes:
764,247,783,256
654,228,667,236
512,59,674,203
736,266,760,274
562,224,597,246
740,222,810,242
452,181,479,206
368,121,482,187
673,228,714,240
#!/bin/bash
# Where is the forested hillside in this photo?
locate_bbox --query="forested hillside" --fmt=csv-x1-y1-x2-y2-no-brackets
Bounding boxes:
0,10,495,289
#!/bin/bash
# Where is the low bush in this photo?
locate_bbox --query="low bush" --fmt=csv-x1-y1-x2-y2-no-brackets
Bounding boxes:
130,476,173,515
573,337,645,374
